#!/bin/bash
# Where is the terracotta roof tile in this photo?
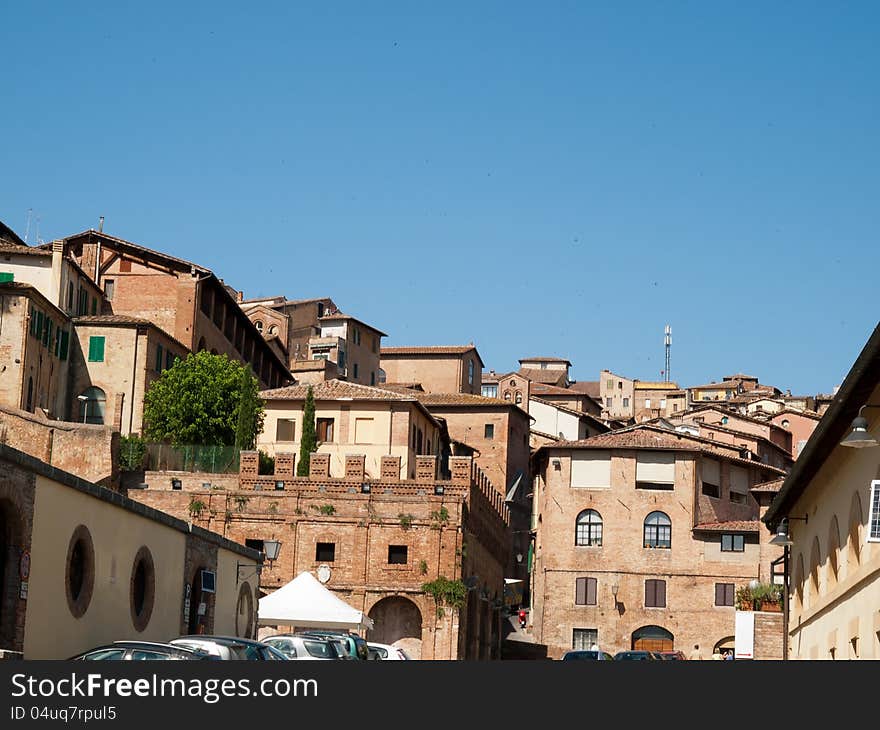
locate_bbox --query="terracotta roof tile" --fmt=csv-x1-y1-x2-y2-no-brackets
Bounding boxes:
317,311,388,336
750,477,785,493
517,368,567,385
412,392,516,407
73,315,153,326
692,520,762,533
552,429,701,452
530,383,579,397
518,357,572,365
0,242,50,257
262,379,417,402
381,346,478,356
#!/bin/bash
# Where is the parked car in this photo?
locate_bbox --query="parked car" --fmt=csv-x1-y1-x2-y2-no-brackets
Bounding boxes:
366,642,411,660
296,630,369,660
170,635,289,660
613,650,662,661
560,649,614,661
69,641,216,661
658,650,687,660
260,635,342,660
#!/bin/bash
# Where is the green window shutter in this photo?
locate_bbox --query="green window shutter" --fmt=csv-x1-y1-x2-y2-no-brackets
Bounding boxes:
45,319,53,348
165,350,174,370
155,344,163,372
88,336,105,362
0,272,13,283
60,331,70,361
91,298,97,315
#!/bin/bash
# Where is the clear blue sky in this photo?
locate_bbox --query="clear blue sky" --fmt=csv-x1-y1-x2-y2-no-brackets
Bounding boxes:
2,2,877,395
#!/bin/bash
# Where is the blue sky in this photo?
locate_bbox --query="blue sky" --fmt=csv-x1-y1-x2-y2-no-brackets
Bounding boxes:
2,2,877,395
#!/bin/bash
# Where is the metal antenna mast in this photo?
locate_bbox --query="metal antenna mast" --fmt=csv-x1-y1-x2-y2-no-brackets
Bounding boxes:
24,209,33,244
664,325,672,383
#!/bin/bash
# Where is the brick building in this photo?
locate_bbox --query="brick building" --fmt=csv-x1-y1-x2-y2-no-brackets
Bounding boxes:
238,296,336,367
310,311,386,387
766,409,821,459
129,452,510,659
380,346,484,395
530,425,786,658
517,357,571,387
62,229,290,389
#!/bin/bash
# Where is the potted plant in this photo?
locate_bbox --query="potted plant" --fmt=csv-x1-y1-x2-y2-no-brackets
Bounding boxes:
752,582,783,612
735,585,754,611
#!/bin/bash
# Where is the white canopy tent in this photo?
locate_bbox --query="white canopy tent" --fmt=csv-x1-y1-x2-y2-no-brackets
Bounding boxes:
258,571,374,632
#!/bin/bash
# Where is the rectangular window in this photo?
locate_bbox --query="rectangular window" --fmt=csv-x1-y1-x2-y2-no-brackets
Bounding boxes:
484,424,495,439
660,399,666,409
245,538,264,552
317,418,334,442
43,318,52,347
91,297,97,315
155,344,164,372
276,419,296,442
88,336,105,362
481,385,498,398
166,350,175,370
721,534,745,552
606,380,614,390
868,480,880,542
59,330,70,361
387,545,408,564
622,397,630,408
575,577,598,606
104,279,115,300
354,417,374,444
645,579,666,608
645,399,651,408
572,628,598,650
636,451,675,490
119,258,131,273
352,362,359,379
715,583,735,607
315,542,336,562
605,397,612,408
702,458,721,498
729,466,749,504
370,371,375,386
570,451,611,489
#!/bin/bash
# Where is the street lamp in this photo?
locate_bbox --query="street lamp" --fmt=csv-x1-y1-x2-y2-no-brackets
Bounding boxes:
611,581,619,608
237,539,282,584
769,516,807,660
840,405,880,448
76,394,88,423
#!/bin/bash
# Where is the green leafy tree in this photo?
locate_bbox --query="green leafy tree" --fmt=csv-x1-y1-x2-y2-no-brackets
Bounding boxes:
297,385,317,476
235,366,263,450
143,351,265,447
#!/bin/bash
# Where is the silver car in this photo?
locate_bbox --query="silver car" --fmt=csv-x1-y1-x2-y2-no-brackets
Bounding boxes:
261,635,342,660
170,635,288,660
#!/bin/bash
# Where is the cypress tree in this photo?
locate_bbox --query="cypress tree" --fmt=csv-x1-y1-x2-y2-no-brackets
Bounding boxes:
297,385,317,476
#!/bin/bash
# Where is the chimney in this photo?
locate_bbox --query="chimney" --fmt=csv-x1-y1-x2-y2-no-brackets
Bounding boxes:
238,291,244,303
98,216,104,233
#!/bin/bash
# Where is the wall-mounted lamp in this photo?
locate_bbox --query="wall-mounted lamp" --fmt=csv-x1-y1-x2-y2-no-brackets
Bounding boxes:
769,515,808,547
551,459,561,471
840,404,880,448
516,553,524,564
611,582,619,606
360,482,371,494
171,478,182,490
274,480,285,491
237,539,282,584
434,485,445,496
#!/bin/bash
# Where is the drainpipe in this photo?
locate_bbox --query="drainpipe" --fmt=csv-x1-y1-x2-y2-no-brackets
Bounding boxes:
129,327,140,434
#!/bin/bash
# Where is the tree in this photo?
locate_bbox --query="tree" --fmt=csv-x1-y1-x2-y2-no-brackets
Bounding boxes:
297,385,317,476
234,366,262,451
143,351,265,447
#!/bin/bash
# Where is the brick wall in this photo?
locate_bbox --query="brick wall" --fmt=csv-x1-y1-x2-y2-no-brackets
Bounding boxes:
0,406,118,489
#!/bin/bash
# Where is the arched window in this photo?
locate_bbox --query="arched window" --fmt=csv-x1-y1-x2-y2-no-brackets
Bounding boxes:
848,492,863,570
268,325,278,336
515,391,523,405
255,320,264,332
378,368,386,384
809,536,821,601
80,387,106,425
827,516,840,587
644,511,671,549
503,392,511,401
575,509,603,547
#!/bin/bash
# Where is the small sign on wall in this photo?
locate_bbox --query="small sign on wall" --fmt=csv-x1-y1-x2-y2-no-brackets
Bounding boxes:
19,581,28,600
19,550,30,581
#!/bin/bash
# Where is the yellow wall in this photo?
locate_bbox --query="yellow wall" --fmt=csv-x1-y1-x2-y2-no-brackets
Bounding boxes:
23,475,247,658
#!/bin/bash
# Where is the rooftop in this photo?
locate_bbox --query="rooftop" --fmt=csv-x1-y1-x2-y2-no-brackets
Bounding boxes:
692,520,762,533
318,311,388,337
262,379,418,402
750,477,785,493
518,357,572,365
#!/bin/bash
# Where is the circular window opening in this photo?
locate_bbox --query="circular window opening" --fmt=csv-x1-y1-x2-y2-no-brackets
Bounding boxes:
782,419,790,428
129,546,156,632
65,525,95,618
721,417,728,425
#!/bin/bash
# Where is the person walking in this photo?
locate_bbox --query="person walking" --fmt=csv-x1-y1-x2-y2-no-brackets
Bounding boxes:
711,647,724,660
688,643,704,661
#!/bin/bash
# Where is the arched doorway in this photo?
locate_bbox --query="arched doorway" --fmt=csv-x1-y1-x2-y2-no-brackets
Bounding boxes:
187,567,207,635
367,596,423,659
632,625,674,652
79,387,106,425
714,636,735,655
0,500,22,652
